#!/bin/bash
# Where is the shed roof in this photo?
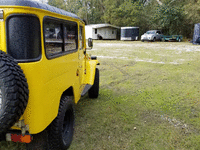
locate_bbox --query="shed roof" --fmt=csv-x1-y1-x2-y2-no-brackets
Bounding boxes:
87,24,120,29
0,0,80,20
121,27,139,29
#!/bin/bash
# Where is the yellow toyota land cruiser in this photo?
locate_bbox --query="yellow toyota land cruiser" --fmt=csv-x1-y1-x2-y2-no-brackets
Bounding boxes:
0,0,99,149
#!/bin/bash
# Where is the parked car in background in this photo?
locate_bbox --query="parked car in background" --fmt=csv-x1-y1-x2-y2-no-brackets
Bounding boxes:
162,35,183,42
141,30,163,42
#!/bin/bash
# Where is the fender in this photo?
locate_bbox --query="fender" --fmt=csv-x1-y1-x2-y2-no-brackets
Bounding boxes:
84,59,99,85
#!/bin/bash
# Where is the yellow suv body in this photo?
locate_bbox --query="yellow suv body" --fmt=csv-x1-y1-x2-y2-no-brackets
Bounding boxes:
0,0,99,148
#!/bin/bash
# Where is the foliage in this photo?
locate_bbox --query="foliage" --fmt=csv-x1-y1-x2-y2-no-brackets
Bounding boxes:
48,0,199,38
48,0,67,10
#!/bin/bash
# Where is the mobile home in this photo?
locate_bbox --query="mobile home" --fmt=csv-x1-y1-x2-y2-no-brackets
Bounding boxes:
85,24,120,40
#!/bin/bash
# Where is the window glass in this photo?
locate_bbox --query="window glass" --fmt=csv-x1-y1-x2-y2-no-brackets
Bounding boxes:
95,29,97,34
7,15,41,61
64,23,77,51
44,21,63,57
79,26,84,49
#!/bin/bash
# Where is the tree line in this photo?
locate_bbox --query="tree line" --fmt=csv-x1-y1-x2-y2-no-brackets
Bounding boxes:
48,0,200,38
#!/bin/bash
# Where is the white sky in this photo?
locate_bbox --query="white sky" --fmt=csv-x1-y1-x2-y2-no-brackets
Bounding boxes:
33,0,48,3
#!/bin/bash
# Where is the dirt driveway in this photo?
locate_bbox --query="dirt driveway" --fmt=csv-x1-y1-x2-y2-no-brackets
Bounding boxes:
90,41,200,65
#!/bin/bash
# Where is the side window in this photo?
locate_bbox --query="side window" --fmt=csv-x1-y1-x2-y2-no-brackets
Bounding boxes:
79,26,84,49
95,29,97,34
44,18,78,59
44,21,63,57
63,23,77,52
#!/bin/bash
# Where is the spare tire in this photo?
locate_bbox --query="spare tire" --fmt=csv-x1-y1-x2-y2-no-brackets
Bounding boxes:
0,51,29,134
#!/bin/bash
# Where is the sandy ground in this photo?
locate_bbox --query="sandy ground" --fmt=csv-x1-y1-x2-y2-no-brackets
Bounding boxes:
94,41,200,52
90,41,200,65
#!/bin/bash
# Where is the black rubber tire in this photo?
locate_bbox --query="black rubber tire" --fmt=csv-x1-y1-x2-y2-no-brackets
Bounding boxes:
0,51,29,135
48,96,75,150
152,37,156,42
26,96,75,150
88,68,99,98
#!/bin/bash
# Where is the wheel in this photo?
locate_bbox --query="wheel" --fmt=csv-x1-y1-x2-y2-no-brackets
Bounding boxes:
48,96,75,150
152,37,156,42
26,96,75,150
88,68,99,98
0,51,29,135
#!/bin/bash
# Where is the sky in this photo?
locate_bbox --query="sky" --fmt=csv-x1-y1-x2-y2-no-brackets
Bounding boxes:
33,0,48,3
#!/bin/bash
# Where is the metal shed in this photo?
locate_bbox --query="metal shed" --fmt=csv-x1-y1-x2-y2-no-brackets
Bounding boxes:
85,24,120,40
121,27,139,41
193,23,200,44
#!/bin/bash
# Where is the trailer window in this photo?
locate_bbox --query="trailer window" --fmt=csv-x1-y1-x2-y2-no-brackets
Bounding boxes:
7,15,41,62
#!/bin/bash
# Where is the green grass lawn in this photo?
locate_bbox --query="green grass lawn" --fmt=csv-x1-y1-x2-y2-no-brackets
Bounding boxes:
1,40,200,149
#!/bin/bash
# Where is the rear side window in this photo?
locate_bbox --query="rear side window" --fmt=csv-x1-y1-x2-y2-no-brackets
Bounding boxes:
44,18,78,59
44,22,63,56
7,15,41,62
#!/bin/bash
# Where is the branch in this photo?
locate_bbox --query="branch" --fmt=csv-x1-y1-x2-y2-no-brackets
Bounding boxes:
156,0,163,5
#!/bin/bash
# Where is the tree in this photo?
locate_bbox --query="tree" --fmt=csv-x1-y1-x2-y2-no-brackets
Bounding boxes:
48,0,67,10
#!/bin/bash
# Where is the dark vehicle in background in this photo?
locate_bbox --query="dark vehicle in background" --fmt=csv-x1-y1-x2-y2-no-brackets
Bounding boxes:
121,27,139,41
162,35,183,42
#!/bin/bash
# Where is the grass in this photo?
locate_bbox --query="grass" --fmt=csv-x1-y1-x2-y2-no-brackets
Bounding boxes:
1,40,200,149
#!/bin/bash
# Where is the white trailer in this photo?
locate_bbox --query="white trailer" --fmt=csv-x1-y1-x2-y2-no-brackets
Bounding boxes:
85,24,120,40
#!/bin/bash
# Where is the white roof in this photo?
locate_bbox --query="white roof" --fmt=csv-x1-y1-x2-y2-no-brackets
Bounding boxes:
121,27,139,29
86,24,120,29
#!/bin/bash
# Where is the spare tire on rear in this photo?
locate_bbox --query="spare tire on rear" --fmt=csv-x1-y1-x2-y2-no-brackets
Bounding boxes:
0,51,29,134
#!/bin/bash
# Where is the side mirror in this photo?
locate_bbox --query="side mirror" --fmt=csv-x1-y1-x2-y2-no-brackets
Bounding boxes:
88,38,93,49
